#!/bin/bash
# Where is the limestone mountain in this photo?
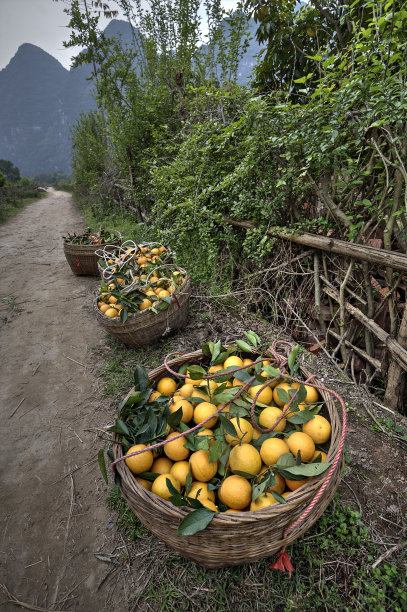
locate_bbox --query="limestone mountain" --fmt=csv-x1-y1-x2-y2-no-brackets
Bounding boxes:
0,19,261,178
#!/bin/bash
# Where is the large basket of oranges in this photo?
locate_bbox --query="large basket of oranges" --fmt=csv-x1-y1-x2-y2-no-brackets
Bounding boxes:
63,228,122,276
110,337,345,568
94,265,190,347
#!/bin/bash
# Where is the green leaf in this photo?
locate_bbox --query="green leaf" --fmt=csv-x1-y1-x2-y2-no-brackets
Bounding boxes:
271,491,287,504
287,410,315,424
98,449,108,484
236,340,254,353
262,365,280,378
282,462,331,478
288,345,300,374
120,308,128,323
244,331,260,347
134,365,149,393
213,391,237,404
276,452,296,468
167,407,183,427
118,391,142,411
219,414,238,437
202,342,212,358
188,365,206,380
208,439,223,463
176,508,215,535
276,388,290,404
166,477,181,497
185,466,192,495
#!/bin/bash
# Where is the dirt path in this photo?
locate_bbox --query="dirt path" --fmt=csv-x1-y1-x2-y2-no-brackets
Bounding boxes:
0,190,126,611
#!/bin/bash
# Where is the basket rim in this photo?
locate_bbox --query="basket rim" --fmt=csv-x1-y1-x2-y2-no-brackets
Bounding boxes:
112,349,344,525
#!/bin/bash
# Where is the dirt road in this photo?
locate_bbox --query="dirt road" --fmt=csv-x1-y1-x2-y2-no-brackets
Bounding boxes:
0,190,126,611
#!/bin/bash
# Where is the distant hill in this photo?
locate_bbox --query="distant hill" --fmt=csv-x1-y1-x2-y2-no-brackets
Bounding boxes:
0,19,261,178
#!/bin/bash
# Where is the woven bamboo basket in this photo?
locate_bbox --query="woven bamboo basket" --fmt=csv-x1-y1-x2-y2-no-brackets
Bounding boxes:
94,275,190,347
112,350,344,568
64,238,121,276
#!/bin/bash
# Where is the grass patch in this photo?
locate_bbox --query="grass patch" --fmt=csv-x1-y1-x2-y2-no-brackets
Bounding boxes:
100,334,182,401
108,486,407,611
82,207,156,244
0,192,46,223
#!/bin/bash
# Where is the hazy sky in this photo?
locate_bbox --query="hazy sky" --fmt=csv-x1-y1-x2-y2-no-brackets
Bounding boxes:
0,0,239,72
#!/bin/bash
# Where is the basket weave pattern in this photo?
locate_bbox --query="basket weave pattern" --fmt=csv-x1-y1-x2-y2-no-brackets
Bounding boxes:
94,276,191,347
112,351,344,568
64,242,119,276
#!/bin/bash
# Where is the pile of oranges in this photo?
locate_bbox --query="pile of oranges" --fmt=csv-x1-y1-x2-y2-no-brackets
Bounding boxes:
123,354,332,513
96,242,186,319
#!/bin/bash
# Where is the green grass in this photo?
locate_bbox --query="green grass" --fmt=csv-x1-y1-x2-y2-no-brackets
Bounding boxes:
108,487,407,611
0,192,45,223
83,207,156,244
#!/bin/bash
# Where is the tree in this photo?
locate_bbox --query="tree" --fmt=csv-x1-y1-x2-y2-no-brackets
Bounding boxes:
0,159,21,183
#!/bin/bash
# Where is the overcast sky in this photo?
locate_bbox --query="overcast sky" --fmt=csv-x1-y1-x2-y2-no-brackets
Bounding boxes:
0,0,239,72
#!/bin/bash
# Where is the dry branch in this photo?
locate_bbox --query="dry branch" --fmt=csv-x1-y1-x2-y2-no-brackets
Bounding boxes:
327,329,381,370
323,286,407,371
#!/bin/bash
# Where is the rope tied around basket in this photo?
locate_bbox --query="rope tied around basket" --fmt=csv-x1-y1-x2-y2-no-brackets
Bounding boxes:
111,341,346,576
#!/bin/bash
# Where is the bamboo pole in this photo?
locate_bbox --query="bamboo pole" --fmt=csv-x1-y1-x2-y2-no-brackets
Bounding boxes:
222,217,407,272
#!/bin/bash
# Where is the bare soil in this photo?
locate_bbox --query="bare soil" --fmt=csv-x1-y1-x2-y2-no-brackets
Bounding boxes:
0,189,126,611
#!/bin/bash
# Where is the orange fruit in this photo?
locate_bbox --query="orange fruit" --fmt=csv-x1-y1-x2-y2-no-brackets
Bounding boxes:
104,307,119,318
260,437,290,465
148,390,161,402
302,415,331,444
135,477,152,491
229,444,262,477
224,356,243,369
286,432,315,462
125,444,153,474
199,498,218,511
258,406,286,432
189,450,218,482
163,432,190,461
219,475,252,510
250,492,277,511
208,364,224,374
157,377,178,396
108,295,118,304
188,481,215,502
152,456,173,474
273,382,300,407
285,476,309,491
225,418,253,445
178,383,195,398
151,473,181,500
302,385,319,404
99,303,110,313
312,450,327,462
169,399,194,423
193,402,219,428
196,428,215,447
139,298,152,311
170,461,190,486
248,384,273,405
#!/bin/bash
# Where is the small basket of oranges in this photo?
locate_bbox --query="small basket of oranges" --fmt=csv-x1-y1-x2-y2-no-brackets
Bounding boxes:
109,336,345,568
63,227,122,276
94,264,190,347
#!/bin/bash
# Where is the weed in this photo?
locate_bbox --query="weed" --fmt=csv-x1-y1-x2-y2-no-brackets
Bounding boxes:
107,487,407,611
1,295,23,313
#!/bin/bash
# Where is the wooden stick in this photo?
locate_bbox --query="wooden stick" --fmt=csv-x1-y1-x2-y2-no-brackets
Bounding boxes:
222,217,407,272
323,286,407,370
9,398,25,418
327,329,381,370
372,543,404,569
